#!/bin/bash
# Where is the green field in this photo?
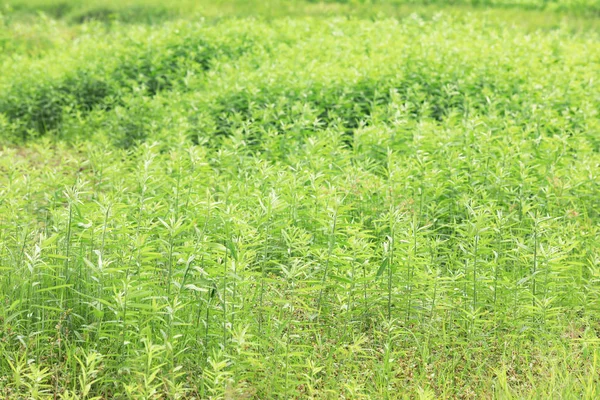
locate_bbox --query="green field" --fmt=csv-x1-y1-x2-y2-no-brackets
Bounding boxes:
1,0,599,398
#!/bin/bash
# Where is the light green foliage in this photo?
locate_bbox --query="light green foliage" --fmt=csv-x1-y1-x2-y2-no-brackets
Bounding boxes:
0,0,599,398
2,0,600,20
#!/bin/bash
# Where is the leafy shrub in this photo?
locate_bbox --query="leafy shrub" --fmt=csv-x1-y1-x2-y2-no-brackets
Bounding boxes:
0,21,255,139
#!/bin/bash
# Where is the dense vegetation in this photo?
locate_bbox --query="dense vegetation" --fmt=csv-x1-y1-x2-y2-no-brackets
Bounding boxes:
1,0,599,398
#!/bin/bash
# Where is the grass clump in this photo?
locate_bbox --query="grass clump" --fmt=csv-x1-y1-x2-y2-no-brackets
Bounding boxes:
0,20,256,140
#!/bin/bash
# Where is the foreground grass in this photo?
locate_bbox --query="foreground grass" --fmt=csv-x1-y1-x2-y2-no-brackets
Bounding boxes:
1,2,600,399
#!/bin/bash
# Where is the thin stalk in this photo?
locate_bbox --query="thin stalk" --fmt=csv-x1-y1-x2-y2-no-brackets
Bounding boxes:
259,204,271,333
316,207,338,314
387,215,394,322
473,233,479,311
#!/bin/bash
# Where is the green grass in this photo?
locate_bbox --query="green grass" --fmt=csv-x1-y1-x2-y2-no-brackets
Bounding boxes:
1,1,600,399
3,0,600,21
